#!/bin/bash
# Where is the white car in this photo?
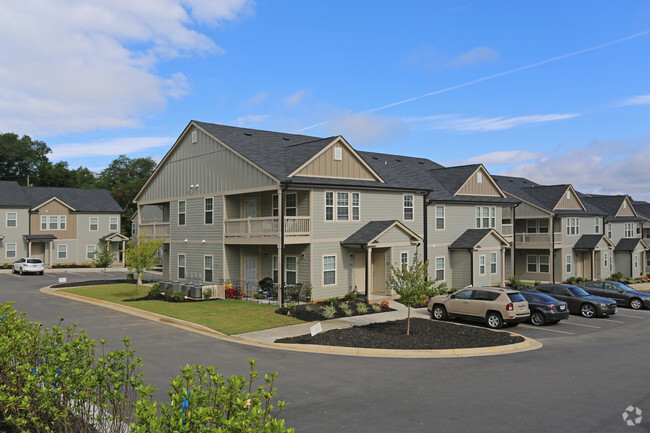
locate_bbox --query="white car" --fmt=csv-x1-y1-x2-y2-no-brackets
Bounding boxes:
12,258,45,275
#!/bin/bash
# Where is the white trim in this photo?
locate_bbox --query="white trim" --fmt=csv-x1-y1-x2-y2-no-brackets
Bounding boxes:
5,243,16,259
58,244,67,259
89,217,98,232
109,217,119,232
323,254,337,286
479,255,486,275
86,245,96,260
400,251,409,272
566,254,572,274
435,256,445,281
434,205,445,230
178,200,186,226
6,212,17,228
204,255,213,282
490,252,497,274
285,255,298,285
178,253,186,279
204,197,214,225
403,194,414,221
526,254,537,273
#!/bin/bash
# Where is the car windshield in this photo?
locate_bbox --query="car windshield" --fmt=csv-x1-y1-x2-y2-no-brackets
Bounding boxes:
507,293,526,303
568,286,589,296
612,282,635,292
27,259,42,264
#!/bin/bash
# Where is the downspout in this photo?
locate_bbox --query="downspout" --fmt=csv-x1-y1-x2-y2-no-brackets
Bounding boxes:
280,184,287,307
511,203,519,281
469,249,474,287
551,215,556,283
363,245,369,298
423,193,429,279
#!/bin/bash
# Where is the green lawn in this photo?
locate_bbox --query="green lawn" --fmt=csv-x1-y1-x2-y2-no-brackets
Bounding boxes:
61,284,302,335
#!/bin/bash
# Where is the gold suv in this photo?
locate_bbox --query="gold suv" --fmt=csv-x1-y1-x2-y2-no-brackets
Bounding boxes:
427,287,529,329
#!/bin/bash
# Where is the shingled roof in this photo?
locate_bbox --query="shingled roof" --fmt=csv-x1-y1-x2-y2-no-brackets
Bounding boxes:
0,181,122,212
580,194,644,222
615,238,646,251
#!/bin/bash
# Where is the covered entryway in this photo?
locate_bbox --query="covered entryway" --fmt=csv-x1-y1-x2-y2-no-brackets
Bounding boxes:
23,234,56,266
100,233,129,266
342,220,422,297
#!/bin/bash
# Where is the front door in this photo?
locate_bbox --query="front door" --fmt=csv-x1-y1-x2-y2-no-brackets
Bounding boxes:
354,253,366,293
244,258,258,284
594,251,601,280
371,252,386,295
31,243,45,261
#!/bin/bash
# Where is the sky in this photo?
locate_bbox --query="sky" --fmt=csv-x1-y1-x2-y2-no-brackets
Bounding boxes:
1,1,650,201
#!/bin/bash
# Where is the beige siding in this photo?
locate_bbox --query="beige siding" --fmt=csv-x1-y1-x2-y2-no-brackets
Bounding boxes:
617,199,636,217
456,168,502,197
555,188,584,210
138,126,277,204
31,201,76,240
295,142,376,180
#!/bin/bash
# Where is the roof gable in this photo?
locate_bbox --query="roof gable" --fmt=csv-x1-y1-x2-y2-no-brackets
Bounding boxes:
290,136,383,182
341,220,421,246
454,165,506,197
449,228,509,249
616,196,637,217
31,197,75,212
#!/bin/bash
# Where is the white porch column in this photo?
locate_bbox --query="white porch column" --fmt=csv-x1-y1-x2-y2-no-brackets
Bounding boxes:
28,241,32,257
366,246,373,295
500,247,506,286
122,240,126,265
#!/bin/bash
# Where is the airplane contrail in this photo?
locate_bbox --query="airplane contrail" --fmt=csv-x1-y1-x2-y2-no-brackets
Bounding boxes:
295,29,650,133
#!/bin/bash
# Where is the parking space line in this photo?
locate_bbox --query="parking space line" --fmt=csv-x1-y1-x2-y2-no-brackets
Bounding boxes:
602,319,626,324
63,272,88,277
518,324,574,335
562,322,601,329
616,313,645,319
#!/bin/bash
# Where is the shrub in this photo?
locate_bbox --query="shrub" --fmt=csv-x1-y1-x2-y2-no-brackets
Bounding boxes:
508,276,522,288
253,292,267,300
322,305,337,319
173,292,185,302
126,272,135,283
149,284,162,298
610,272,623,282
371,303,382,313
339,302,352,316
566,276,577,285
287,302,297,314
356,302,368,314
379,299,390,309
327,297,339,306
203,287,213,300
344,291,358,301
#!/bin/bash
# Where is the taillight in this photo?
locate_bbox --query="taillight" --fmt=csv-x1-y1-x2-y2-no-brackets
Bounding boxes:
546,305,556,310
506,303,513,311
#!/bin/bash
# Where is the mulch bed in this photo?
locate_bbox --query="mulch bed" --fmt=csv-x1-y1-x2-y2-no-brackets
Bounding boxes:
275,318,524,350
275,299,394,322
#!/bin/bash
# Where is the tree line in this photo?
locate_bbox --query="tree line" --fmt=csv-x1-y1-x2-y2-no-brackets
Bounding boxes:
0,132,157,236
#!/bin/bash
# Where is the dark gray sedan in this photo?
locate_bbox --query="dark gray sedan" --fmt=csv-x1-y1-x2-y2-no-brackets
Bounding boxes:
581,281,650,310
530,284,617,318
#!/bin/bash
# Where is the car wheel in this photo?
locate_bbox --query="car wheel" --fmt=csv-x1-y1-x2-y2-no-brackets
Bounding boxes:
39,271,44,275
19,268,23,275
630,298,643,310
11,266,16,274
431,305,447,320
580,303,596,318
486,312,503,329
530,311,546,326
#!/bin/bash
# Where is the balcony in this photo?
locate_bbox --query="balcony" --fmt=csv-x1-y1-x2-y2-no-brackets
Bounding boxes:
514,232,562,249
139,222,170,239
224,216,310,244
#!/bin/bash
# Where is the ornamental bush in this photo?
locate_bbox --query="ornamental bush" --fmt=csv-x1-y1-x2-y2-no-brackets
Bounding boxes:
0,302,293,433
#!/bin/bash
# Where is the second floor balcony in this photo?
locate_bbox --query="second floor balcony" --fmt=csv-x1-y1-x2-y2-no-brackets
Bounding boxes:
139,221,170,239
224,216,310,244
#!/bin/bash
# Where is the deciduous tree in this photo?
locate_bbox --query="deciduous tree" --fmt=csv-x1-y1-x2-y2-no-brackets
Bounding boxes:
124,231,164,300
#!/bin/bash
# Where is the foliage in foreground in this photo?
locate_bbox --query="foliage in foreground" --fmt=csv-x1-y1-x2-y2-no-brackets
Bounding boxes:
0,302,293,433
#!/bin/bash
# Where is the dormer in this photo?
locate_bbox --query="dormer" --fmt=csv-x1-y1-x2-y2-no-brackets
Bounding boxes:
553,185,585,211
455,165,506,197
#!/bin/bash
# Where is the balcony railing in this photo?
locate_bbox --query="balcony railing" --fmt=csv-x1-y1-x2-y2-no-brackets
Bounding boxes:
139,222,170,238
224,216,310,238
514,232,562,248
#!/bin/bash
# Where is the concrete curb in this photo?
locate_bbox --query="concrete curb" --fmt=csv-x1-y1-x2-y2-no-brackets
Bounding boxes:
43,285,543,358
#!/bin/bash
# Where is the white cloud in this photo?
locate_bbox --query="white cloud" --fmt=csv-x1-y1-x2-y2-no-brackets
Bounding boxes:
500,137,650,201
0,0,254,136
326,113,407,145
242,92,268,108
236,114,271,125
446,46,499,68
50,136,175,160
448,150,546,166
409,113,580,132
619,94,650,106
284,90,309,108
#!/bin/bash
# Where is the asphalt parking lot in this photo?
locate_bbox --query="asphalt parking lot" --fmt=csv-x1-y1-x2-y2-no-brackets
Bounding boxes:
3,271,650,433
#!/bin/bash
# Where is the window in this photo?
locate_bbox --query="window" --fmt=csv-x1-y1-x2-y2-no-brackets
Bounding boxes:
272,195,279,217
607,223,612,238
527,255,537,273
337,193,349,220
526,220,537,233
624,223,635,238
595,218,600,234
272,255,280,283
109,217,118,231
566,218,579,235
403,194,414,220
6,212,16,228
6,243,16,259
41,216,47,230
604,252,608,268
566,255,572,273
178,201,186,226
539,219,549,234
50,216,58,230
286,256,297,284
490,252,497,274
60,216,66,230
334,147,342,161
204,256,213,282
435,206,445,230
646,253,650,268
204,198,213,224
351,193,360,221
539,255,550,273
634,254,639,270
58,244,67,259
86,245,95,260
89,217,98,231
285,193,297,217
132,222,137,236
400,252,408,272
326,191,360,221
479,255,486,275
323,255,336,285
178,254,186,279
325,192,334,221
476,207,496,228
435,257,445,281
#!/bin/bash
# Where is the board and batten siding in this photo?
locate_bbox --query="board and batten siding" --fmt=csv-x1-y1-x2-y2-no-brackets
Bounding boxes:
138,126,277,204
456,168,503,196
295,141,376,180
170,242,223,283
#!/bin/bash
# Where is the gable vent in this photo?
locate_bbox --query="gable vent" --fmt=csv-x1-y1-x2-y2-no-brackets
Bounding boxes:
334,147,342,161
191,131,198,143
